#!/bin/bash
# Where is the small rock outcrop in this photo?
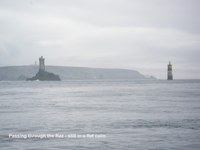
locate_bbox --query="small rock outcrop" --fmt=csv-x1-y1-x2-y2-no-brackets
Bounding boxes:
26,70,61,81
26,56,61,81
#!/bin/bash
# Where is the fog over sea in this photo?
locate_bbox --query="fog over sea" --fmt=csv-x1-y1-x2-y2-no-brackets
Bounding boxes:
0,79,200,150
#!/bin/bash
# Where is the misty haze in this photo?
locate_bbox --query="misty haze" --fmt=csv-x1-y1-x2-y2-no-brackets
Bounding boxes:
0,0,200,150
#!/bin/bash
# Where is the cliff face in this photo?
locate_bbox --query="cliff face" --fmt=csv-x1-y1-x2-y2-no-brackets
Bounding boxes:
26,70,61,81
0,65,155,81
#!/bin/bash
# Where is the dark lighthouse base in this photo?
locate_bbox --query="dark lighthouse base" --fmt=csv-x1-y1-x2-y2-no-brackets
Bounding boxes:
26,70,61,81
167,76,173,80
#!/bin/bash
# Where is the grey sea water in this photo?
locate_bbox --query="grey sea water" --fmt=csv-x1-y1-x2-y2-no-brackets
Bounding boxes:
0,80,200,150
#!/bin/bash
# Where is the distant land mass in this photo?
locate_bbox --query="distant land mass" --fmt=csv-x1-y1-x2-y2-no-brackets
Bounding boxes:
0,65,156,81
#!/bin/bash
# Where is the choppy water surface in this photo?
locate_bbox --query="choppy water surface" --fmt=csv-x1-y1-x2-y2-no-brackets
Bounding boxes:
0,80,200,150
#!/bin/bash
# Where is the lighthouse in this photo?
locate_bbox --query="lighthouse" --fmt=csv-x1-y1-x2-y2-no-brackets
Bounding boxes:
167,61,173,80
39,56,45,71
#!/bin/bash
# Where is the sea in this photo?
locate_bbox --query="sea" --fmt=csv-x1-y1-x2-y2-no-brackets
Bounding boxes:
0,79,200,150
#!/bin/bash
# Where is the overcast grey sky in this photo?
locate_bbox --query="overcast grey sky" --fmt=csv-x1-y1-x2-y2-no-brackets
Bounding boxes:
0,0,200,79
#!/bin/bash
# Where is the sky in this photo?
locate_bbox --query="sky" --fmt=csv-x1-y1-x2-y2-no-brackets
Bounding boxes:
0,0,200,79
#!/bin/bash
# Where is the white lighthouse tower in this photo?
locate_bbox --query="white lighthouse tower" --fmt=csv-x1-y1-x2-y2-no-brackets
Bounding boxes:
39,56,45,71
167,61,173,80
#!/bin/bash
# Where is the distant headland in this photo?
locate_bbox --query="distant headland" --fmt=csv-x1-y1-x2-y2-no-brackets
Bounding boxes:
0,57,156,81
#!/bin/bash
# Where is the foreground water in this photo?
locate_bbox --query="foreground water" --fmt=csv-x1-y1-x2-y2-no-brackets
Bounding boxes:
0,80,200,150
